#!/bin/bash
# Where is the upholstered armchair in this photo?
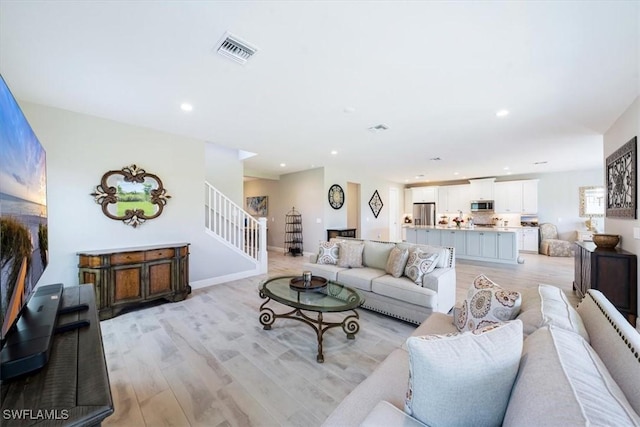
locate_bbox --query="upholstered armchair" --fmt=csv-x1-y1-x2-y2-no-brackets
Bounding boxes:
539,223,575,256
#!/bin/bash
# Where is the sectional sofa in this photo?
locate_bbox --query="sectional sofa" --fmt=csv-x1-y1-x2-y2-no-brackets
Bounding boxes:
303,238,456,325
322,285,640,426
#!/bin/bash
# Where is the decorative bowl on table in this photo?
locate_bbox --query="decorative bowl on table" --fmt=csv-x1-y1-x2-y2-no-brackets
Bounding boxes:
592,233,620,248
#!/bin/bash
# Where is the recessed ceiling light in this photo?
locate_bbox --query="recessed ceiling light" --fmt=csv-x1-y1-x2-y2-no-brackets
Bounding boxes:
180,103,193,112
503,166,510,170
344,106,356,113
496,109,509,117
280,163,286,167
453,172,459,176
331,150,338,155
415,174,425,179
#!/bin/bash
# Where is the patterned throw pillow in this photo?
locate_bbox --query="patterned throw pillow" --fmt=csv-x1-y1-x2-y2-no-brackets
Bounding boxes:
385,246,409,278
405,320,523,427
404,248,439,285
337,241,364,268
455,274,522,332
317,241,340,265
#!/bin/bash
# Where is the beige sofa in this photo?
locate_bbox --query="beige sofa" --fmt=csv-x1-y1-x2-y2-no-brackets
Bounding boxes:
303,239,456,325
322,287,640,426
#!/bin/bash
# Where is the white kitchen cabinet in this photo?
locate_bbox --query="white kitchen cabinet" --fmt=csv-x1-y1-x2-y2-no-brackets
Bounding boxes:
466,231,498,259
404,188,413,214
405,227,417,243
494,180,538,214
440,229,466,255
416,228,441,246
411,186,438,203
438,184,470,213
520,228,539,252
469,178,495,201
498,231,517,260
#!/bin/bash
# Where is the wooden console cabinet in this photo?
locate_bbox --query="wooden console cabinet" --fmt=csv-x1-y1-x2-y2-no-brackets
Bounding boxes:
78,243,190,320
574,241,637,325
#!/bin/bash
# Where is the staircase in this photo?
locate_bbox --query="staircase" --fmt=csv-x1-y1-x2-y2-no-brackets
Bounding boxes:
205,182,267,275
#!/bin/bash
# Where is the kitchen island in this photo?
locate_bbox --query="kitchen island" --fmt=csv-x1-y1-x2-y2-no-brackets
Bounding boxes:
404,225,521,264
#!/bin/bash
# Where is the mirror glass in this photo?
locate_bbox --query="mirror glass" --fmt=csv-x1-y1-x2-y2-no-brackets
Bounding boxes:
579,186,605,217
91,165,171,227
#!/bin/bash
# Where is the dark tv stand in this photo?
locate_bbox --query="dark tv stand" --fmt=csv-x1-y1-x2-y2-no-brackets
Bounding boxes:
1,284,113,425
0,283,64,380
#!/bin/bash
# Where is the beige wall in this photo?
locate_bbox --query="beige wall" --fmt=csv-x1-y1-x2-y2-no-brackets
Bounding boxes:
603,96,639,324
22,102,253,288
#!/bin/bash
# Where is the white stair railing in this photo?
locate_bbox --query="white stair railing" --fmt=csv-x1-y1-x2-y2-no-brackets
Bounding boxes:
205,182,267,273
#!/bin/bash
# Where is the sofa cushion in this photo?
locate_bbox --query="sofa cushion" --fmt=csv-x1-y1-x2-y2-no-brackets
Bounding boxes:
316,241,340,265
337,241,364,268
405,320,523,427
385,246,409,278
517,284,589,341
361,401,427,427
404,248,438,285
337,267,385,292
304,262,345,281
372,275,437,309
363,240,396,270
503,325,640,427
455,274,521,332
576,290,640,415
396,243,452,268
321,348,409,427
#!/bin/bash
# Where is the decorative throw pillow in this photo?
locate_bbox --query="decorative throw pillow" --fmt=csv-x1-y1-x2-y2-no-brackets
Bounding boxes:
405,320,523,427
317,241,340,265
337,241,364,268
404,248,439,285
455,274,522,332
385,246,409,278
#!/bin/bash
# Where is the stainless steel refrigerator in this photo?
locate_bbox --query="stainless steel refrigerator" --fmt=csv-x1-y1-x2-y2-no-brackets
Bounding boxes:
413,202,436,226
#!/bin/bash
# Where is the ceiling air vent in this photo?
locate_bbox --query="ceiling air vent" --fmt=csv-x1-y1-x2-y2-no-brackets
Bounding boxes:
368,124,389,132
216,33,257,64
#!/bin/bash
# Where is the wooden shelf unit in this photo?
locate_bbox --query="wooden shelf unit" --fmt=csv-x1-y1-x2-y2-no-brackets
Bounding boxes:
78,243,190,320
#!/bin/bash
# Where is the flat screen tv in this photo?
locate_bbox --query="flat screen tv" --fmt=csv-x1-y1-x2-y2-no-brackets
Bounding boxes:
0,74,48,348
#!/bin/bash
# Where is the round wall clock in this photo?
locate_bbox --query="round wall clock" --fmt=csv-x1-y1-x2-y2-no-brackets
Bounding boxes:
328,184,345,209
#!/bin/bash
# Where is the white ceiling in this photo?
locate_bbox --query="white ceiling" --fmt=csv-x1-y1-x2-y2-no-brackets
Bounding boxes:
1,1,638,184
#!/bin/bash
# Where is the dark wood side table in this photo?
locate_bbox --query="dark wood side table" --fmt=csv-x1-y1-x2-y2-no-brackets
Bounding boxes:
574,241,637,325
1,284,113,426
327,228,357,240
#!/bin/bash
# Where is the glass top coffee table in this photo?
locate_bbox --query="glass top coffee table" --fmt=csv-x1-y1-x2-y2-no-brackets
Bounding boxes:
259,275,364,363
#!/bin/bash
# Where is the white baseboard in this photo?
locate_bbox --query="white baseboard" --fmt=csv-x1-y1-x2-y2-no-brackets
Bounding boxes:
190,269,262,290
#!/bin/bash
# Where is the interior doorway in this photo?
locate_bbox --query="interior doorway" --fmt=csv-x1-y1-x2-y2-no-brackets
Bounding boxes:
347,182,361,238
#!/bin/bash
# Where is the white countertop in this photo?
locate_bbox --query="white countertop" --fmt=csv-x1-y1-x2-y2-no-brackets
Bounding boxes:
404,225,534,233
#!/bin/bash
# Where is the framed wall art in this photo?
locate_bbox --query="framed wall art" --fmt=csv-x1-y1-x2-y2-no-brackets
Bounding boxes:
606,136,637,219
246,196,268,216
369,190,383,218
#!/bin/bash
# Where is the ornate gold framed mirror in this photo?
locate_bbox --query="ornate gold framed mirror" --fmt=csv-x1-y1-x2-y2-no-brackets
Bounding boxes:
579,186,605,218
91,164,171,227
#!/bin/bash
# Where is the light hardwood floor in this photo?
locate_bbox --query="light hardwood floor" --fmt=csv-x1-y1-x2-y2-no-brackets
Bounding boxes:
101,249,575,427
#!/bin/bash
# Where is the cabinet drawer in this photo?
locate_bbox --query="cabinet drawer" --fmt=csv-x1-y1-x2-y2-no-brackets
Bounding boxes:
145,249,173,261
78,255,102,268
111,252,144,264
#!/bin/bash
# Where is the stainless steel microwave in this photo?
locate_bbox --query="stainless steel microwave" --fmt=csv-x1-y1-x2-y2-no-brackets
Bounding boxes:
470,200,494,212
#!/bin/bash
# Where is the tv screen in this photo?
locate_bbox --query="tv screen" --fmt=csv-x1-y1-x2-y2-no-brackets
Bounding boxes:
0,75,48,345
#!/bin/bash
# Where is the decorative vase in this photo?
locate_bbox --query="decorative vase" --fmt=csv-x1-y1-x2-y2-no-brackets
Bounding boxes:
455,223,461,229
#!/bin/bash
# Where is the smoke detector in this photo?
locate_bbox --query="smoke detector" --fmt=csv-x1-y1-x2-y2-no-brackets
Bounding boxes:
216,33,257,64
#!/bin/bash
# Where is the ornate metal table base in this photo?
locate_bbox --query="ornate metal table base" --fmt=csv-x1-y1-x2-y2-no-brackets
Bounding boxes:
259,295,360,363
